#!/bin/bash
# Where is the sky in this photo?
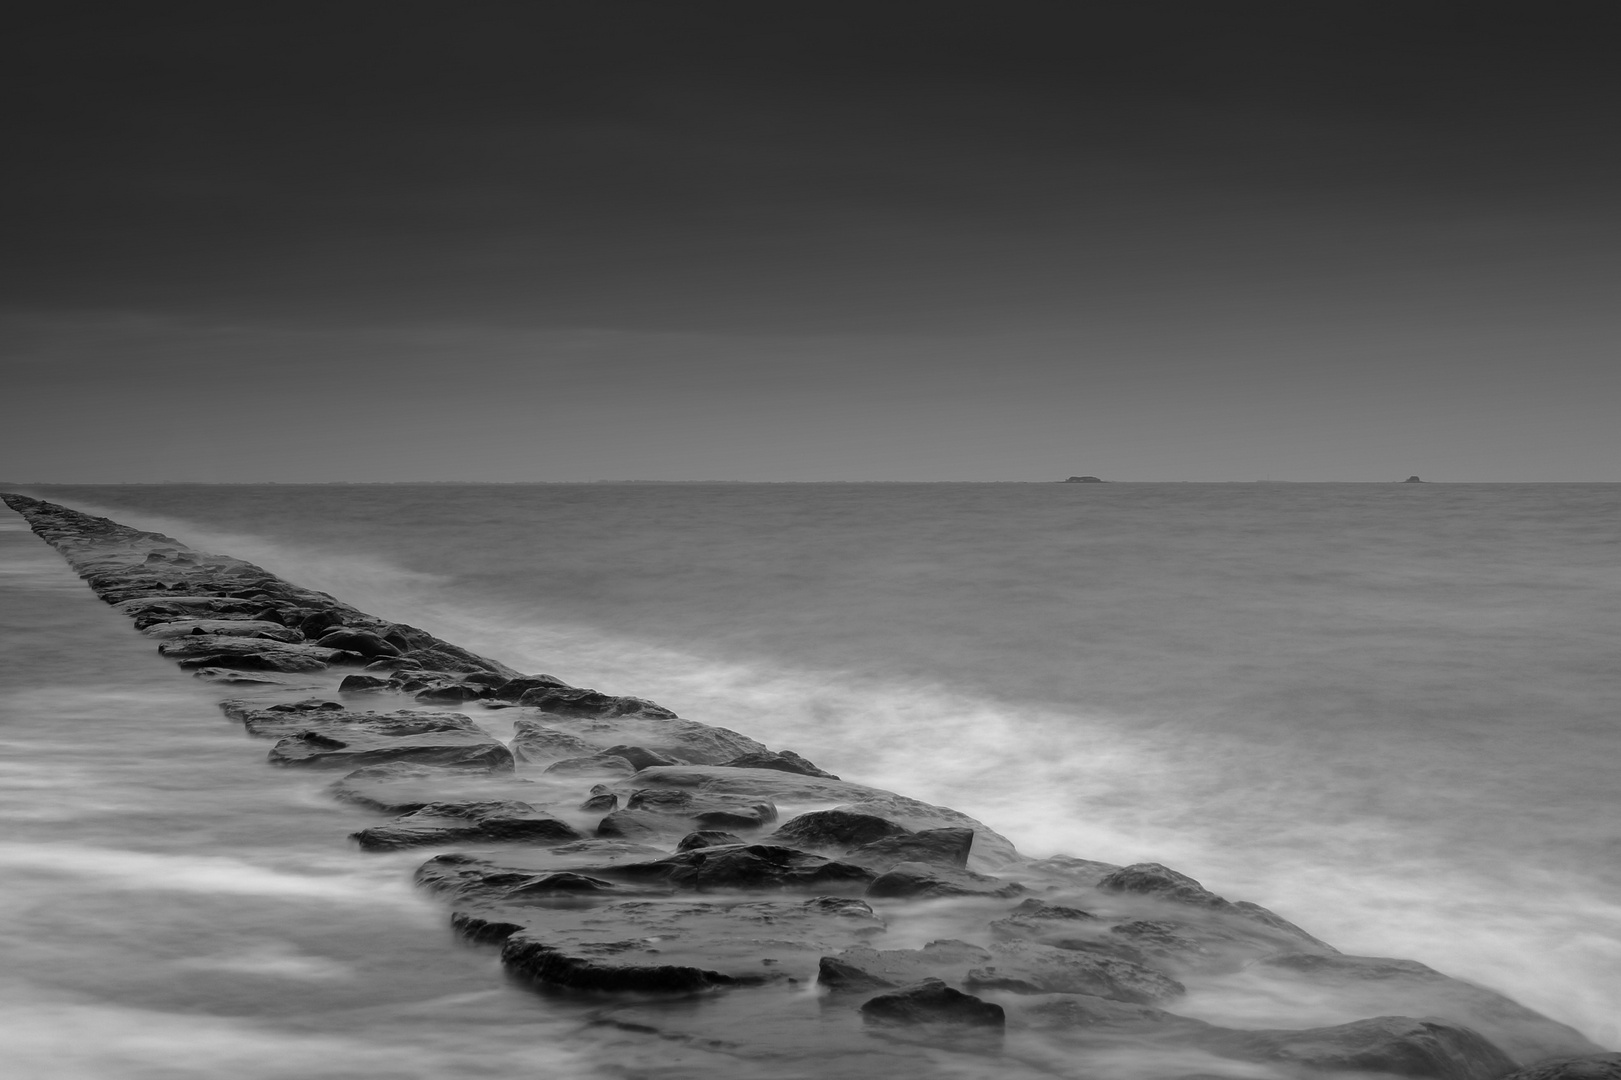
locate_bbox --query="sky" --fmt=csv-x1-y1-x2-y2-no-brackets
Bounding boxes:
3,1,1619,482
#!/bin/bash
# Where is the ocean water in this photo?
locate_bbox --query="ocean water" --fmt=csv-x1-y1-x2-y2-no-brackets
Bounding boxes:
1,482,1616,1076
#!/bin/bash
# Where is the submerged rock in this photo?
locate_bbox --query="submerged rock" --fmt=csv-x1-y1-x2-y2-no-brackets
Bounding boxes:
859,979,1005,1027
1501,1055,1621,1079
1189,1015,1515,1080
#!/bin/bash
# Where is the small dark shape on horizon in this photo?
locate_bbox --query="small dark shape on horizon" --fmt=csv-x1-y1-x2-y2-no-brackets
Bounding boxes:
1063,476,1106,483
1403,476,1425,483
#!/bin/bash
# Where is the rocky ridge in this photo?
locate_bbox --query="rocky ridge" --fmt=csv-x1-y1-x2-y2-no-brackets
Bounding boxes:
1,491,1609,1080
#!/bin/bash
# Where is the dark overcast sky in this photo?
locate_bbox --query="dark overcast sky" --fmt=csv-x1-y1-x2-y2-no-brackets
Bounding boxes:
4,2,1619,481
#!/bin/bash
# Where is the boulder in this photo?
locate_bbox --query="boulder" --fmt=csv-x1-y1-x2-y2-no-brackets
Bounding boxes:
543,753,638,777
314,629,402,658
676,830,745,852
859,979,1004,1027
771,809,910,851
338,674,390,691
964,939,1184,1003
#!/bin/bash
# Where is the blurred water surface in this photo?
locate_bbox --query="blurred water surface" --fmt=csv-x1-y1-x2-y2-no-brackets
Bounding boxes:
3,482,1617,1073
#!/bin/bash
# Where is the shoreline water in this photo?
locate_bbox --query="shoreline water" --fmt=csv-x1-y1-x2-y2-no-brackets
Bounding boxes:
6,489,1614,1076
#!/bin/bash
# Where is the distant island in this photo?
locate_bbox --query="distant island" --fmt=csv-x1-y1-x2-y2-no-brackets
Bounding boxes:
1062,475,1106,483
1403,476,1425,483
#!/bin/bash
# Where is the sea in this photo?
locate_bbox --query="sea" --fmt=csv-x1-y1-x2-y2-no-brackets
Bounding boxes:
0,482,1616,1078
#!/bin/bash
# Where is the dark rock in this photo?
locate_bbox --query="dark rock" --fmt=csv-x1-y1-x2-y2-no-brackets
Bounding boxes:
676,830,745,852
1501,1055,1621,1080
625,844,875,892
579,791,619,813
600,745,684,771
1252,952,1608,1063
489,674,570,701
771,809,911,851
500,936,746,994
509,720,601,765
544,753,638,777
1063,475,1106,483
1098,862,1335,952
160,635,351,672
818,956,898,991
449,911,525,944
865,861,1024,900
328,762,540,814
414,683,484,703
351,801,582,850
859,979,1005,1027
517,686,676,719
315,629,402,658
298,611,347,638
964,939,1184,1004
267,716,515,771
1404,475,1426,483
845,827,974,871
624,787,777,831
628,767,1021,869
141,619,304,643
594,809,668,842
339,674,390,691
1191,1015,1515,1080
718,750,839,780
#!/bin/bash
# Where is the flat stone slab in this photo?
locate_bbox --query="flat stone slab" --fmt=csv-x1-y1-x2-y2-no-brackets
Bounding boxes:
351,800,583,850
267,716,514,771
514,715,769,766
159,635,352,672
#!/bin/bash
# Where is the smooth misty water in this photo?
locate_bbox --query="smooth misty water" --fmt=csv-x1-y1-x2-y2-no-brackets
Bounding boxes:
1,483,1616,1077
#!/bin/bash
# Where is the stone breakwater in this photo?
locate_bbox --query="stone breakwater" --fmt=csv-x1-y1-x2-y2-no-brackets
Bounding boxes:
3,492,1615,1080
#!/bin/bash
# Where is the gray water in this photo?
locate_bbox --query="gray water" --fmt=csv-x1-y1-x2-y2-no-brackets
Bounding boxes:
1,482,1616,1076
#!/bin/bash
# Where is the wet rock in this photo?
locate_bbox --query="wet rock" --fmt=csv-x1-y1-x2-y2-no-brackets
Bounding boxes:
489,675,570,701
676,830,745,852
579,787,619,813
629,767,1019,869
859,979,1005,1027
624,787,777,831
415,683,485,703
267,715,514,771
1501,1055,1621,1080
517,686,677,719
866,861,1024,900
501,937,748,994
508,720,601,765
964,939,1184,1004
718,750,839,779
1190,1015,1515,1080
160,635,355,672
1098,862,1336,954
600,745,684,771
352,800,583,850
594,809,668,842
338,674,390,691
1252,952,1608,1063
771,809,912,850
544,753,639,777
612,844,875,893
449,912,525,944
314,629,402,658
844,827,974,871
328,762,541,814
141,619,304,642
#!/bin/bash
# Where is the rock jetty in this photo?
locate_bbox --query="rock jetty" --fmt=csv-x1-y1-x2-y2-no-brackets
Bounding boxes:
2,491,1610,1079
